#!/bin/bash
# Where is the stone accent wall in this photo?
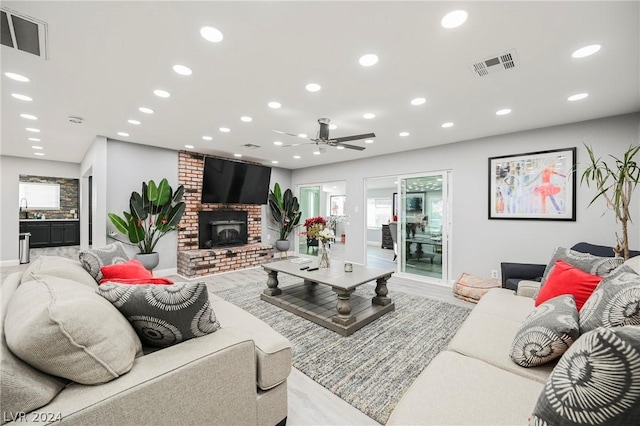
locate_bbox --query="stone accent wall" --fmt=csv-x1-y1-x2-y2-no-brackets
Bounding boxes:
19,175,79,219
177,151,273,277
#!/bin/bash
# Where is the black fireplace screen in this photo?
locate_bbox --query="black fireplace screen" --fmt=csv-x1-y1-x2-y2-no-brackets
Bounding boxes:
198,210,248,248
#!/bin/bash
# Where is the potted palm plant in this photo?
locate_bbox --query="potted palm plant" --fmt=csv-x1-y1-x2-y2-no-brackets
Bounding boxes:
108,178,186,269
581,143,640,259
268,183,302,253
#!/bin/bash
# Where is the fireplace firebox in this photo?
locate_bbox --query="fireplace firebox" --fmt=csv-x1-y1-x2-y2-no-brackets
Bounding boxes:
199,210,248,248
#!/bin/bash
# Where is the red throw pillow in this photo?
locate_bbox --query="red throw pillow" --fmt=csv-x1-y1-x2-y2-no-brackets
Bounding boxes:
100,259,152,281
535,259,602,311
99,277,174,285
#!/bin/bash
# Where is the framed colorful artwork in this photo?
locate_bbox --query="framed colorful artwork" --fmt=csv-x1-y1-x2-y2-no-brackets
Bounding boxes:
488,147,576,220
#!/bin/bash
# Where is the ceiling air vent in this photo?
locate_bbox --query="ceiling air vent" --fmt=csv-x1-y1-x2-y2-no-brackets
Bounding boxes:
242,143,261,149
470,49,518,77
1,8,48,59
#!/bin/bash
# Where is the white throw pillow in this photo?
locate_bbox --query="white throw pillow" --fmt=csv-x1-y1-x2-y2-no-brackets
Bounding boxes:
4,274,142,385
625,255,640,274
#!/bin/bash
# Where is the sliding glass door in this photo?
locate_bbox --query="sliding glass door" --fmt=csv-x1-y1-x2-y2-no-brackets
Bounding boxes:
397,171,451,284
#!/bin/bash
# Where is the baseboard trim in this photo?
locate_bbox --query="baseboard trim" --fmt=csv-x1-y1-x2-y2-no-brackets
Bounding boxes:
154,267,177,277
0,259,20,267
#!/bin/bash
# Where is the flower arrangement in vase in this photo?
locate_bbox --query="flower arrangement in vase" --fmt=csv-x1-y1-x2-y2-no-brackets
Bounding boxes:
303,216,335,267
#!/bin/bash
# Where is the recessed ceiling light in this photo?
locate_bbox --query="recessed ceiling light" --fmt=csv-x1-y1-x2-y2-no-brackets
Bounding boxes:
117,132,129,137
240,116,253,122
219,127,230,133
173,64,193,75
336,146,345,150
271,160,279,164
202,135,213,141
11,93,32,101
365,139,374,144
200,26,224,43
26,127,40,133
568,93,589,101
293,155,301,159
298,133,308,138
313,151,321,155
185,144,194,149
399,132,410,137
5,72,29,82
139,107,154,114
34,152,45,156
20,113,37,120
572,44,601,59
153,89,171,98
411,97,426,106
274,141,283,146
305,83,321,92
496,108,512,115
363,113,376,119
28,137,40,142
128,119,141,125
268,101,281,109
32,145,43,150
441,122,454,128
359,54,379,67
329,124,337,130
234,153,243,158
441,10,468,28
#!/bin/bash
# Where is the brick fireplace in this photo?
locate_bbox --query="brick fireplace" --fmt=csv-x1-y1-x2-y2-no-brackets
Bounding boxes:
177,151,274,278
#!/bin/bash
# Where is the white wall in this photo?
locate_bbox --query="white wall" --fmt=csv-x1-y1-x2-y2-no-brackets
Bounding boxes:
0,155,80,264
105,140,179,271
292,113,640,278
80,136,108,250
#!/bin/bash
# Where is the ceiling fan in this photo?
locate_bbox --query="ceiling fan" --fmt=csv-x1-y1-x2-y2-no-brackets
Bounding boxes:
274,118,375,151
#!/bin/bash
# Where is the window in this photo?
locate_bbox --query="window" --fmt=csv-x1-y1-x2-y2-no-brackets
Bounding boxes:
19,182,60,210
366,197,392,228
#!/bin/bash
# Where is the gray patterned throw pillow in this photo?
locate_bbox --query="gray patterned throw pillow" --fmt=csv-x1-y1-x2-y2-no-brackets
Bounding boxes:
97,281,221,347
79,242,129,282
530,326,640,426
541,247,623,285
579,265,640,334
510,295,579,367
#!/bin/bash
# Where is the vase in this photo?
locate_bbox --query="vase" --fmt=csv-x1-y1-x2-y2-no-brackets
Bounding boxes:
275,239,290,252
319,240,330,268
135,252,160,272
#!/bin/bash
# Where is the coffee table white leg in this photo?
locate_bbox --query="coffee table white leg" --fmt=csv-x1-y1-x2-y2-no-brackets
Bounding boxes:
332,287,356,326
372,275,392,306
264,270,281,296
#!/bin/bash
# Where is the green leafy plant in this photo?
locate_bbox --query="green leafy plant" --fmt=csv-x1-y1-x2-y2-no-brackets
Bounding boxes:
581,143,640,259
268,183,302,240
108,178,186,254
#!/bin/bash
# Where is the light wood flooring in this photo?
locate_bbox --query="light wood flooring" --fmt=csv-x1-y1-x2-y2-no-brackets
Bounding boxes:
1,246,473,425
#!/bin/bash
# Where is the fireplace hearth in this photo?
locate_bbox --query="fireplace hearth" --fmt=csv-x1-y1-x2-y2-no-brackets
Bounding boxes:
199,210,248,248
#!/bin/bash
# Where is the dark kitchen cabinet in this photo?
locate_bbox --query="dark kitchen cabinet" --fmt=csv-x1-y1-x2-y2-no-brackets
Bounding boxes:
20,221,80,247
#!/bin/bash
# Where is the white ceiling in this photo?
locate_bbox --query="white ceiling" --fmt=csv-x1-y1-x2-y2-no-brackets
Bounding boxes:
1,1,638,170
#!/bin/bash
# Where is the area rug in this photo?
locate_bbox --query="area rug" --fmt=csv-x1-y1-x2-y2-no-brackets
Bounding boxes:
211,278,471,424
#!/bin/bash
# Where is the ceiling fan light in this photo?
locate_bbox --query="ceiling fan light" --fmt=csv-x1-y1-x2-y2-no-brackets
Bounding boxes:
337,146,345,150
365,139,374,144
298,133,307,138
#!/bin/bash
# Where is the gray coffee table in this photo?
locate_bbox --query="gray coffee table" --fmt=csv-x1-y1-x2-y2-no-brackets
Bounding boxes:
261,260,394,336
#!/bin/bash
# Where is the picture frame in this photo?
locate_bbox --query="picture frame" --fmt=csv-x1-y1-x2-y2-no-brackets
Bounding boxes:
330,195,346,216
392,192,425,218
406,192,425,215
488,147,576,221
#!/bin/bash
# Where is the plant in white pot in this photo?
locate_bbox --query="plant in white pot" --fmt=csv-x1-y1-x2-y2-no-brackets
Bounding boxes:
268,183,301,253
108,178,186,270
581,143,640,259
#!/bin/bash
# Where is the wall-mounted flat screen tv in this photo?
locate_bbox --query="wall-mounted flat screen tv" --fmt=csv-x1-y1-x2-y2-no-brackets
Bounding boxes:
201,156,272,204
